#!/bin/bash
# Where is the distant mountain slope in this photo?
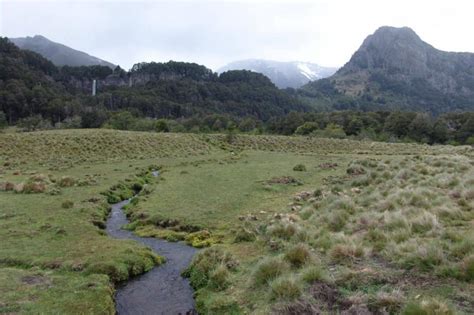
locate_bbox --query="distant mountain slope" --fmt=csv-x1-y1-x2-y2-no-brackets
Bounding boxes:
218,59,337,89
301,26,474,114
0,37,308,124
10,35,115,68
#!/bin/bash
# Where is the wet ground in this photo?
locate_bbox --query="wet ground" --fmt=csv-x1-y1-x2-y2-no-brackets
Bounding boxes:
106,199,198,315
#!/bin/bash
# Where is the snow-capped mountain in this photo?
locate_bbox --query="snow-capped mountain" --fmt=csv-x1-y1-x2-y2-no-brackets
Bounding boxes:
217,59,338,88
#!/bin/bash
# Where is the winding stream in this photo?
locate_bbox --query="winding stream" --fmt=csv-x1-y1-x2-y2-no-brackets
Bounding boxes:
106,199,198,315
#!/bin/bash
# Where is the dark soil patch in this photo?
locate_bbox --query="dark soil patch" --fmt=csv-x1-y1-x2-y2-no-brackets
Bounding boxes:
271,299,322,314
319,163,338,169
309,281,352,311
21,275,50,286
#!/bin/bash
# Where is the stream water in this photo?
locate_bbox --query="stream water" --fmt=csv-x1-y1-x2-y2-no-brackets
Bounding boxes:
106,199,198,315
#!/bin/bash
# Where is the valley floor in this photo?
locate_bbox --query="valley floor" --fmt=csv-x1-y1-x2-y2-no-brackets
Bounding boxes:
0,130,472,314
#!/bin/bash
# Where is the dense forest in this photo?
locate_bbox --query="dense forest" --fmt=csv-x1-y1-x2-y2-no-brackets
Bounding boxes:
0,37,473,145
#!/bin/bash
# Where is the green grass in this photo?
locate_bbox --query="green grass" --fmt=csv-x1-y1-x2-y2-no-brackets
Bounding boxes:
128,150,348,230
1,129,473,314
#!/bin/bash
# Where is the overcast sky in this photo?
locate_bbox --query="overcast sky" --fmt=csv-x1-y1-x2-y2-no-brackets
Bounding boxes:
1,0,473,70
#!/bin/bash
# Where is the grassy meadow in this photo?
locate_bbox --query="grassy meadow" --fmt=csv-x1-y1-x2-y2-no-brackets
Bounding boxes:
1,129,473,314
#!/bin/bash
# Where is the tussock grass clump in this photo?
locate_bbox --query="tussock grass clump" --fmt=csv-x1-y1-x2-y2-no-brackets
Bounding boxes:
411,211,440,234
301,265,328,283
209,264,231,290
330,243,364,263
284,243,312,268
270,276,302,301
233,228,256,243
402,298,455,315
195,293,240,315
61,200,74,209
326,210,349,232
372,290,405,313
383,210,410,231
393,241,445,271
253,257,289,286
183,247,238,290
58,176,76,187
269,223,298,240
293,164,307,172
459,255,474,281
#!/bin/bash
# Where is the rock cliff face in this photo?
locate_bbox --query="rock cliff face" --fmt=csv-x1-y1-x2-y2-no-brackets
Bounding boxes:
62,63,215,94
335,26,474,97
302,26,474,113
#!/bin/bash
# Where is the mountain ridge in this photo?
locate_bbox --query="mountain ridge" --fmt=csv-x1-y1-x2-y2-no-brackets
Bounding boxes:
302,26,474,114
9,35,116,69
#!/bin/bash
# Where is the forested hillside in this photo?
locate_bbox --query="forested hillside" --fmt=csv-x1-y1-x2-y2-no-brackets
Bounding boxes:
0,37,307,128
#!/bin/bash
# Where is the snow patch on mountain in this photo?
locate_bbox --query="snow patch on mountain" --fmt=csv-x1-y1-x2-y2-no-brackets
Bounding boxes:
218,59,338,88
297,63,320,80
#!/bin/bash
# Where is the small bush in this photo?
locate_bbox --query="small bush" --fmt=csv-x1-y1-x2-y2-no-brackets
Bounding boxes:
61,200,74,209
253,257,288,286
284,243,312,268
293,164,307,172
270,276,302,300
